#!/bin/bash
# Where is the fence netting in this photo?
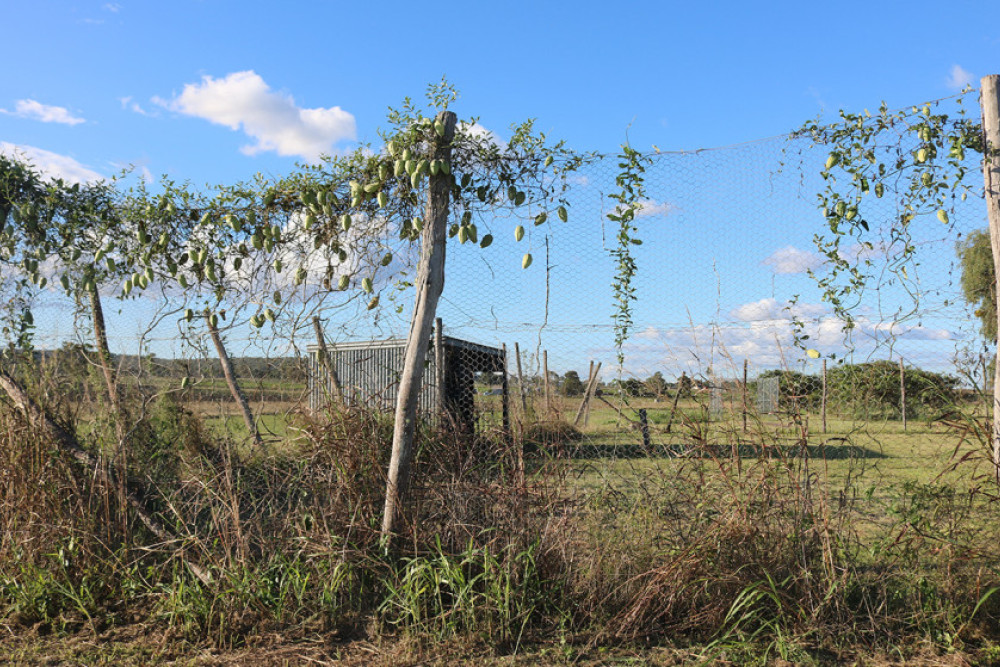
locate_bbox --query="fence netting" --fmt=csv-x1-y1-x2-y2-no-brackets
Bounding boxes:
14,96,991,488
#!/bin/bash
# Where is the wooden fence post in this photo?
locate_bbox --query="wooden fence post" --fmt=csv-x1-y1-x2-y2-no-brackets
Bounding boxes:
980,74,1000,478
312,315,343,406
382,110,457,540
899,358,907,432
543,350,551,418
206,311,263,450
821,359,828,434
514,342,527,419
742,358,748,433
434,318,446,421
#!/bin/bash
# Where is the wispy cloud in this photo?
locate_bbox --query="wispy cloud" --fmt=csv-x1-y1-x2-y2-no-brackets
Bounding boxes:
946,64,974,91
119,95,155,117
762,245,825,274
0,143,103,184
1,99,85,125
635,199,674,218
156,70,357,161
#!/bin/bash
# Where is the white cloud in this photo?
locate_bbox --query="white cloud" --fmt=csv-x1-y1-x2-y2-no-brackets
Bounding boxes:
730,298,828,322
458,121,504,148
158,70,357,161
946,65,974,91
119,96,154,117
634,199,674,218
762,245,825,274
1,99,85,125
0,143,103,184
103,3,121,11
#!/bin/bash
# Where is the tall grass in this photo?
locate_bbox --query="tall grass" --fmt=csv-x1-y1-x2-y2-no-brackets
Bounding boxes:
2,363,1000,662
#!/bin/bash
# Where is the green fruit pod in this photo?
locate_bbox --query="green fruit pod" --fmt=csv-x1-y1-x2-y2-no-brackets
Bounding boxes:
181,376,190,389
440,160,451,175
534,212,548,225
411,172,421,189
514,225,525,242
921,172,933,187
205,265,217,282
37,276,47,289
379,163,389,181
514,191,526,206
227,214,242,232
458,226,469,244
263,191,276,208
342,214,352,231
338,274,350,290
264,237,275,253
387,140,398,156
418,159,430,175
144,267,155,282
60,274,70,291
304,212,316,229
835,201,847,217
544,155,554,167
557,206,568,222
377,191,388,208
430,160,440,176
106,257,116,272
364,182,381,195
71,248,82,261
252,232,264,250
916,148,928,163
462,211,473,226
394,159,406,178
209,313,219,329
295,267,307,285
233,257,243,271
467,225,478,243
381,253,392,267
412,217,423,232
480,234,493,248
937,209,949,224
185,308,194,322
507,185,517,201
199,212,212,225
178,274,189,288
95,248,106,263
874,183,885,198
434,119,445,137
138,229,149,245
845,207,857,221
522,253,533,269
362,277,373,293
367,295,380,310
273,291,282,305
402,148,412,161
273,259,283,273
264,308,275,322
250,314,263,328
825,153,839,170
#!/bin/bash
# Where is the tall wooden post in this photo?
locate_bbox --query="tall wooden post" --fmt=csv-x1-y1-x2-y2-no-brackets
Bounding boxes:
899,358,907,432
543,350,551,418
88,282,126,446
742,358,748,433
312,315,343,405
206,311,263,450
981,74,1000,478
501,343,511,439
821,359,828,435
382,110,457,539
514,342,527,419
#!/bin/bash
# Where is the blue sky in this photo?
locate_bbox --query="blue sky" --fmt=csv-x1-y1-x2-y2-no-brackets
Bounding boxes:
2,0,999,378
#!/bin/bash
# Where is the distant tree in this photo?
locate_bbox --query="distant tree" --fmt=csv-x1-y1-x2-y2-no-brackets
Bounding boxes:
827,361,959,419
958,228,996,343
645,371,668,399
561,370,584,397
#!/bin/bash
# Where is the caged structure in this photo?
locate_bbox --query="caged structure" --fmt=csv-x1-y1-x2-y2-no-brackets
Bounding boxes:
307,325,508,434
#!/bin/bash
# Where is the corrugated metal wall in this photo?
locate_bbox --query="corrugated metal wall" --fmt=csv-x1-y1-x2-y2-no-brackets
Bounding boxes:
308,341,441,414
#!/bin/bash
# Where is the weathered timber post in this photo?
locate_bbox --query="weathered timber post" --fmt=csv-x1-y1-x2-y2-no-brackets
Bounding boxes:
205,312,263,450
638,408,651,452
543,350,551,418
312,315,343,405
87,282,127,446
981,74,1000,478
514,342,527,419
574,362,602,427
381,110,457,539
899,358,907,432
821,359,828,434
501,343,511,440
742,358,748,433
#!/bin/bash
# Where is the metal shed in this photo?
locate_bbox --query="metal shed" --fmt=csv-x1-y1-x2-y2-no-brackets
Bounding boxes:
307,329,508,433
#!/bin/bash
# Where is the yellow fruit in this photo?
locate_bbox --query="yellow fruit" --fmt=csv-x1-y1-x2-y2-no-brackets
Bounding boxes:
264,308,275,322
338,275,350,290
342,214,352,231
434,119,445,137
514,225,525,242
937,209,949,224
557,206,568,222
916,148,928,163
806,349,820,359
458,226,468,243
522,253,533,269
181,377,190,389
544,155,554,167
362,277,373,293
377,192,388,208
534,212,547,225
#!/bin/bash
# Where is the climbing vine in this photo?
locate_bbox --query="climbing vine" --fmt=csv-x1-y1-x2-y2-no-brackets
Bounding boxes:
607,144,651,366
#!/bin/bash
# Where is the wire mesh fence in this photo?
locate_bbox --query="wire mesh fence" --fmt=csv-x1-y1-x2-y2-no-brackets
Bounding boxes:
7,93,991,470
